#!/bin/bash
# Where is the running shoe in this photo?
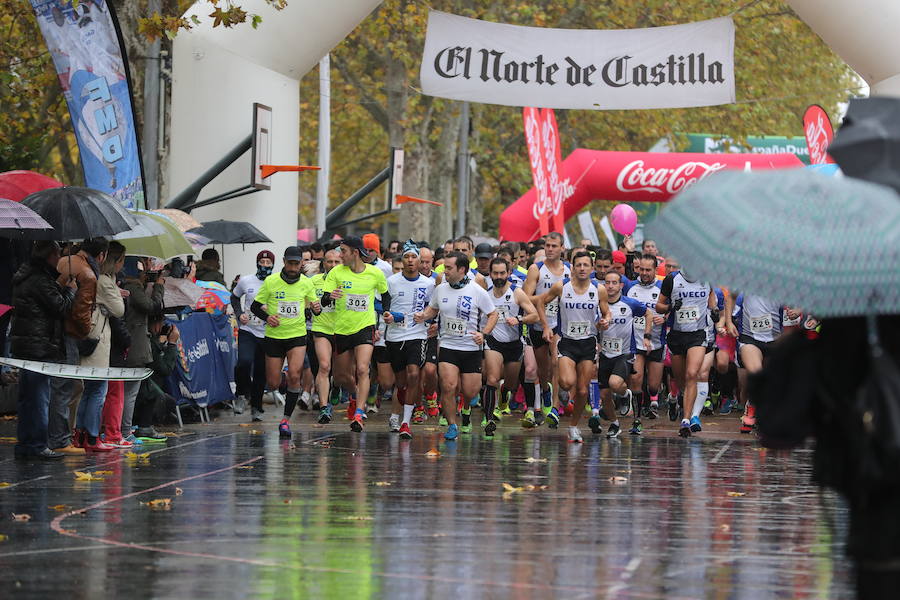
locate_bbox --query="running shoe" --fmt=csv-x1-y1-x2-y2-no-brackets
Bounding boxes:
460,409,472,434
563,402,574,416
667,395,679,421
740,403,756,434
425,393,439,416
521,410,537,428
122,434,143,446
588,414,602,435
679,419,692,438
233,395,247,415
498,394,510,415
389,414,401,432
533,411,546,427
629,419,643,436
350,410,365,432
399,423,412,440
492,406,503,421
439,415,449,427
444,423,459,440
709,391,721,412
300,391,311,411
702,399,714,416
617,390,633,417
648,401,659,420
470,394,481,408
484,420,497,437
278,419,292,439
542,384,553,409
252,407,265,422
546,407,560,429
317,405,333,424
104,437,133,449
346,401,355,421
135,426,167,442
720,396,737,415
606,422,621,439
368,404,379,415
690,415,702,432
568,426,583,443
412,406,426,424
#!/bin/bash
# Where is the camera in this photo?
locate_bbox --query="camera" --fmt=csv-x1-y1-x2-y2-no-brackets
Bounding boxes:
160,324,173,337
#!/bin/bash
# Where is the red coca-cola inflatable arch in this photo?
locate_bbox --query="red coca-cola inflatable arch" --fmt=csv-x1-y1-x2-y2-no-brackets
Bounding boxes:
499,149,803,241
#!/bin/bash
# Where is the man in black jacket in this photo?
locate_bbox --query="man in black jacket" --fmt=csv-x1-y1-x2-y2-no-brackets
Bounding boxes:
10,241,76,460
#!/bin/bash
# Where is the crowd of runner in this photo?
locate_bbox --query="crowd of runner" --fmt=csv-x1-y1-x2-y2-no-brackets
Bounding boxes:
230,231,822,443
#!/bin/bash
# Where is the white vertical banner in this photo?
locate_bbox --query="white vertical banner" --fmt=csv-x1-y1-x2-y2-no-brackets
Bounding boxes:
598,216,617,250
421,11,735,110
576,211,600,246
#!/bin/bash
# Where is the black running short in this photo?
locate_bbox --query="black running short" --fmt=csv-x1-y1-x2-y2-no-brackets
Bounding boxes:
528,327,550,349
597,353,634,389
373,345,390,364
311,330,335,344
438,347,483,374
485,335,524,363
557,337,597,363
425,336,438,364
386,339,427,373
666,329,706,356
736,334,773,368
264,335,306,358
335,325,374,354
636,346,664,363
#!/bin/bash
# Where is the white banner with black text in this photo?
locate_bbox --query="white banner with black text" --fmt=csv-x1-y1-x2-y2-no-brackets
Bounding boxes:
420,11,735,110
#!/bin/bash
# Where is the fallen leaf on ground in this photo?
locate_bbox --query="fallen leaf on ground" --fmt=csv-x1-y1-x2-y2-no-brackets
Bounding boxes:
609,476,629,484
0,415,16,421
0,482,10,488
48,504,70,512
344,515,373,521
249,430,263,434
238,423,251,427
0,437,17,443
425,449,440,457
141,498,172,510
373,481,392,487
93,470,113,476
58,528,75,535
283,499,292,504
174,488,183,496
423,427,438,432
524,457,547,463
726,491,745,497
11,513,31,522
720,524,731,532
236,465,254,470
311,424,324,428
0,534,8,541
502,483,524,493
125,452,150,460
74,471,104,482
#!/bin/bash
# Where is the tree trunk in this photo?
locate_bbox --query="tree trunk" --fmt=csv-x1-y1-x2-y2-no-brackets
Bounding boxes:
428,103,461,244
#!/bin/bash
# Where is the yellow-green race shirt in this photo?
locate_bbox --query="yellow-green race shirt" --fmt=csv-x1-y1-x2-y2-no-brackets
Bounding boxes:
254,272,317,339
323,264,388,335
309,272,335,335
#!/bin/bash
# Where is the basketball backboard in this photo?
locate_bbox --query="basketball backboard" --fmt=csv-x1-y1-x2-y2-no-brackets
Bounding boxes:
251,103,272,190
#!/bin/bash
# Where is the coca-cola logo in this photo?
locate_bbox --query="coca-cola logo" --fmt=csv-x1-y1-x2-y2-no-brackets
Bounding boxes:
615,160,727,194
805,114,831,165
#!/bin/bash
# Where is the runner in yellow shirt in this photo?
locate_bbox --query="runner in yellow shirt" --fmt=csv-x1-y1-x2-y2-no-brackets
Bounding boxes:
321,236,389,432
250,246,320,439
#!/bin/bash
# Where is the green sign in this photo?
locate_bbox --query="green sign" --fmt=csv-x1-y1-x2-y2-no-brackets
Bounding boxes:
681,133,810,164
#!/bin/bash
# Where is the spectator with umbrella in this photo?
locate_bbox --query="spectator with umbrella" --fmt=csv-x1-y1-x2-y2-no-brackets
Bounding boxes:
195,248,225,285
9,241,75,460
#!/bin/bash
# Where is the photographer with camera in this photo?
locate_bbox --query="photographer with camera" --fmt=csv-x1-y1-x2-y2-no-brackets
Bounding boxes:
131,316,180,440
120,257,166,442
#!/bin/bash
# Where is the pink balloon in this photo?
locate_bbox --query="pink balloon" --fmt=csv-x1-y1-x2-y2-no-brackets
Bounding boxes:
610,204,637,236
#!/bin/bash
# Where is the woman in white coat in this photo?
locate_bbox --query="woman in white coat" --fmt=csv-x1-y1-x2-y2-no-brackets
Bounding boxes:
74,241,125,450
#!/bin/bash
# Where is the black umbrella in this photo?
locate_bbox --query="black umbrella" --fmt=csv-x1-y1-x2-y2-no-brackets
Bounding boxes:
828,97,900,195
20,186,139,241
187,220,272,244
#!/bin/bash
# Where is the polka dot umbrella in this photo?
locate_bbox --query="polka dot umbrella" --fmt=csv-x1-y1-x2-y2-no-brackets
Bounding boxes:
645,168,900,317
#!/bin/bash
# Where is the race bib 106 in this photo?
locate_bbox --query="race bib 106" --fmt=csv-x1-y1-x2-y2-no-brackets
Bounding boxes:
442,317,467,337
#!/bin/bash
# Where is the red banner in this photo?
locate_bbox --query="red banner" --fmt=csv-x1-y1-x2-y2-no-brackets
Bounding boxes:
540,109,565,233
499,149,804,241
802,105,835,165
522,107,550,235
